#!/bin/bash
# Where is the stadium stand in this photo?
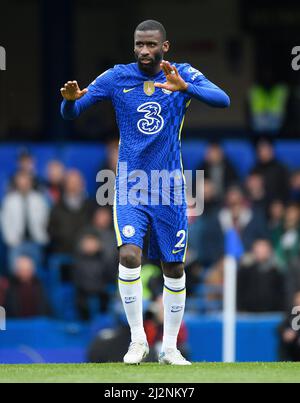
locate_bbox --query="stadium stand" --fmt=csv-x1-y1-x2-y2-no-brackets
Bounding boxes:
0,140,300,363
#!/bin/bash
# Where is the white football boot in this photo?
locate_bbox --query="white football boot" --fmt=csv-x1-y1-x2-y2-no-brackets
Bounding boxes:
124,341,149,365
159,349,191,366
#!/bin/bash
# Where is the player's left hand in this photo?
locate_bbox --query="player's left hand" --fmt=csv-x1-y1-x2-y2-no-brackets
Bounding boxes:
154,61,188,92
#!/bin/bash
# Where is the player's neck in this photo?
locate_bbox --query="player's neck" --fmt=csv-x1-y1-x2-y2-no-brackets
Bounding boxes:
138,64,162,77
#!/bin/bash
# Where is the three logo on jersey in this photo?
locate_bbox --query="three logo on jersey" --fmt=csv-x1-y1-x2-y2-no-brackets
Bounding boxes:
123,82,171,136
137,102,164,135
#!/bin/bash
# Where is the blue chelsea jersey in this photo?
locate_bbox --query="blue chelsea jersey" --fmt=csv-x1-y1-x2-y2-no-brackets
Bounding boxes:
61,62,230,184
87,63,200,176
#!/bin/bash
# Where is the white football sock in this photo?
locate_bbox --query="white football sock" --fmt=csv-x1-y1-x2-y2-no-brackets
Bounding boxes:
118,264,147,344
162,274,186,351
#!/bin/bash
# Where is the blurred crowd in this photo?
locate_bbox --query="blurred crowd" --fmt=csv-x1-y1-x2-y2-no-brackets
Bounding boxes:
187,140,300,312
0,139,300,359
185,139,300,360
0,145,119,321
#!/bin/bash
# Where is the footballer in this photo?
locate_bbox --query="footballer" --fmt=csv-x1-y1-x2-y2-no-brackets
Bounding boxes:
61,20,230,365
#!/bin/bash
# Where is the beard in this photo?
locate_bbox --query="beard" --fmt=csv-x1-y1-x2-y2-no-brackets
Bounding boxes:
135,52,163,75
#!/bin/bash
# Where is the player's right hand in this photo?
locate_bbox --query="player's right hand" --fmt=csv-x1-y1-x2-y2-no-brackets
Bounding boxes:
60,81,88,101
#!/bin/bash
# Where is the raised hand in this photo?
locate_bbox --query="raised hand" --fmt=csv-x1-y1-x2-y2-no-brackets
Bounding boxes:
154,61,188,93
60,81,88,101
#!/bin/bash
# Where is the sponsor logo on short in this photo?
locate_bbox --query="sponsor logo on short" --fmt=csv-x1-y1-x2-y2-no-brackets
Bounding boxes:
122,225,136,238
172,248,184,255
171,305,184,313
125,296,137,305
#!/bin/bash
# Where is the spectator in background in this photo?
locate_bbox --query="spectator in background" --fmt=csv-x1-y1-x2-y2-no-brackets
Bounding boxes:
45,160,65,205
1,171,49,270
237,240,285,313
0,277,9,307
285,255,300,309
73,206,118,315
198,143,239,200
252,140,289,203
11,150,43,191
245,172,267,213
290,170,300,203
73,233,114,320
268,200,285,233
272,203,300,269
4,256,51,318
48,170,95,255
79,207,118,282
188,179,224,267
190,184,269,267
204,258,224,306
200,178,221,214
102,139,119,174
279,291,300,361
218,186,269,252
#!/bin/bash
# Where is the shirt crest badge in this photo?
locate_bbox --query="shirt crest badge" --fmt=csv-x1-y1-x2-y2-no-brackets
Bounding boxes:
144,81,155,96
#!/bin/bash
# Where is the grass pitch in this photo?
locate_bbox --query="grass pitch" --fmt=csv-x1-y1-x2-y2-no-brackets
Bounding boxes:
0,362,299,383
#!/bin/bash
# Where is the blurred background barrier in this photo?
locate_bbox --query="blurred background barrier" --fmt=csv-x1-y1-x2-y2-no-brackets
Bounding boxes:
0,314,283,363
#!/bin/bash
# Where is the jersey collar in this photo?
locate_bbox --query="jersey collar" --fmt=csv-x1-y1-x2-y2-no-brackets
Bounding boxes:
135,63,165,79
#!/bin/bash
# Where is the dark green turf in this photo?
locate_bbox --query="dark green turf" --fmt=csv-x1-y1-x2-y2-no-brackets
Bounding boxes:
0,362,300,383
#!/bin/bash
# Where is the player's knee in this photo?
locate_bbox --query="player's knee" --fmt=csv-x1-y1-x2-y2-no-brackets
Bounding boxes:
119,245,142,268
162,263,185,279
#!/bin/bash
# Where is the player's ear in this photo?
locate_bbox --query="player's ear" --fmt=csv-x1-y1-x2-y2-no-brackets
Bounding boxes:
162,41,170,53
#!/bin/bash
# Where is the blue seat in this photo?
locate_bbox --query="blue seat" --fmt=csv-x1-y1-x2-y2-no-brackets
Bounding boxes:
0,145,19,176
275,141,300,170
0,144,60,184
222,140,256,179
181,140,207,171
0,173,9,201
